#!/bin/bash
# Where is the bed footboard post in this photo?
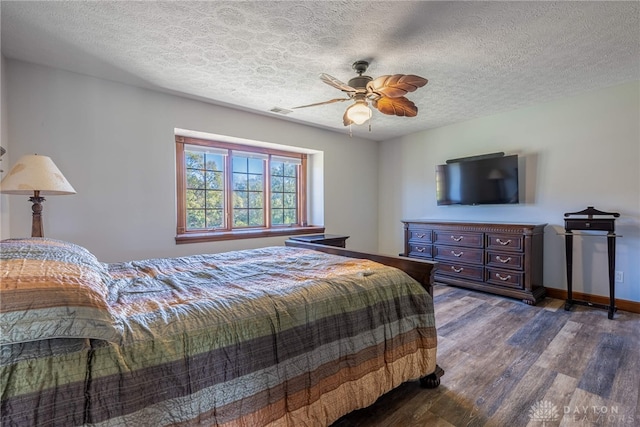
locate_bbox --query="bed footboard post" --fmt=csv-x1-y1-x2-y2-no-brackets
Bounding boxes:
419,365,444,389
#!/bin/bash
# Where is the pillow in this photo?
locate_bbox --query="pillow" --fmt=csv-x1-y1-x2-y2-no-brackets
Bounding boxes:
0,238,121,345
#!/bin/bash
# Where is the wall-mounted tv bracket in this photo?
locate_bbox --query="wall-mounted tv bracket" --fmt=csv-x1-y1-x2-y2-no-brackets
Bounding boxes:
445,152,504,164
563,206,620,319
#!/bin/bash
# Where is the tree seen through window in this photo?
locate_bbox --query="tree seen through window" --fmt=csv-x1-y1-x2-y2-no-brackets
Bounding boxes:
180,140,305,234
232,155,264,227
185,151,224,229
271,160,297,225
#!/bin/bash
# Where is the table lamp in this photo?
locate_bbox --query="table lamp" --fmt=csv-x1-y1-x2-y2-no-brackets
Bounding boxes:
0,154,76,237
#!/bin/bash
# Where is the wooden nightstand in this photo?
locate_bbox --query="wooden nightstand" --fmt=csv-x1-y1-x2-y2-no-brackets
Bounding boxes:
288,234,350,248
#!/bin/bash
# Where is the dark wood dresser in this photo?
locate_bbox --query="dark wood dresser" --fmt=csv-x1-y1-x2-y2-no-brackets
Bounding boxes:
402,220,546,304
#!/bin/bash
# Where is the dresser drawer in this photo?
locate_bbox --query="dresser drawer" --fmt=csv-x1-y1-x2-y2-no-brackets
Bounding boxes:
408,226,432,243
434,231,483,248
486,234,524,252
486,268,524,289
436,261,484,281
434,245,484,265
486,251,524,270
565,219,613,232
408,244,432,258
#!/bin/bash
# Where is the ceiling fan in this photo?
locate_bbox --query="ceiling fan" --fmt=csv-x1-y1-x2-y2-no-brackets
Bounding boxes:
293,60,428,127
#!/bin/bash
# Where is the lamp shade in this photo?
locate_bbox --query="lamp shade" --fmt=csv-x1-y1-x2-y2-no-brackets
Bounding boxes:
0,154,76,195
345,101,372,125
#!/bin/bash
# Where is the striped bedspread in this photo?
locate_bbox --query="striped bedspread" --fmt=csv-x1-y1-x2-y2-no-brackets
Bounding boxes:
1,244,437,426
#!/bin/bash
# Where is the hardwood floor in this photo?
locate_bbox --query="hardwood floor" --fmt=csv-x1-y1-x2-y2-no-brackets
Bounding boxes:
333,285,640,427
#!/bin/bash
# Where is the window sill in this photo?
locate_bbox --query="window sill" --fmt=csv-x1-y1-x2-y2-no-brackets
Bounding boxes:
175,226,326,244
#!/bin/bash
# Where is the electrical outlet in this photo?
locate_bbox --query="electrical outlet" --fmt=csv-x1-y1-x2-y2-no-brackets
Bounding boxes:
615,271,623,283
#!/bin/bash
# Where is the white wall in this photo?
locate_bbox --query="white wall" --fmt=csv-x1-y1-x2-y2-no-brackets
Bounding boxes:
378,81,640,302
6,59,639,303
4,60,378,261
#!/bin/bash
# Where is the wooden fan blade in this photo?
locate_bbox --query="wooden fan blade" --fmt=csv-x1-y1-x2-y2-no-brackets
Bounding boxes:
320,73,356,93
367,74,428,98
373,96,419,117
292,98,350,109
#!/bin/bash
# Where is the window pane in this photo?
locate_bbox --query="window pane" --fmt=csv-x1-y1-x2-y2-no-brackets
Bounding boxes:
233,191,248,208
283,193,296,208
271,176,283,192
186,152,204,169
232,156,247,173
284,209,297,224
271,209,283,224
206,190,223,208
187,169,205,189
249,209,264,226
233,173,248,190
205,153,224,171
284,177,296,192
249,192,263,208
233,209,248,227
187,210,206,229
271,193,283,208
206,209,223,228
248,158,263,174
248,174,263,191
283,163,296,176
271,161,284,176
206,171,224,190
187,189,205,208
231,155,264,228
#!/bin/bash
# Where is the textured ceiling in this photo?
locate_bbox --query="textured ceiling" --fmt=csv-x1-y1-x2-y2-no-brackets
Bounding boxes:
1,1,639,141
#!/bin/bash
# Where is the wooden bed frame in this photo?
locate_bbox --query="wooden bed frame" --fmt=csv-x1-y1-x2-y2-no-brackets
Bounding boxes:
284,239,444,387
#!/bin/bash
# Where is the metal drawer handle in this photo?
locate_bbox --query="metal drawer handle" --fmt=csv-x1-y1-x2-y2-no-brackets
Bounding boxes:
451,266,464,273
416,233,426,238
496,256,512,263
451,250,464,257
496,273,512,281
416,247,426,252
496,238,512,246
451,235,464,242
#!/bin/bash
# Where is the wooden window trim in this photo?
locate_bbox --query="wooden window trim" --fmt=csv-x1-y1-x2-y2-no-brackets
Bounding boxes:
175,226,326,244
175,135,322,244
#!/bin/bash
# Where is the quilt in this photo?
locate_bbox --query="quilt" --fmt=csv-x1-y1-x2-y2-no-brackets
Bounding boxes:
1,239,437,426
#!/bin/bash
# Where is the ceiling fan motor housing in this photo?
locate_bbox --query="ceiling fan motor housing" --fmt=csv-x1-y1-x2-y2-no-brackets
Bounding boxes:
348,75,373,91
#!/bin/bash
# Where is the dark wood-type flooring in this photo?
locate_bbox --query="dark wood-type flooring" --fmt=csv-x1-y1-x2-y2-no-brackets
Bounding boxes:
333,285,640,427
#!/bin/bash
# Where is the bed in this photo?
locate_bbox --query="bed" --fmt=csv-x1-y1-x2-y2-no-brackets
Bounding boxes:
1,237,441,426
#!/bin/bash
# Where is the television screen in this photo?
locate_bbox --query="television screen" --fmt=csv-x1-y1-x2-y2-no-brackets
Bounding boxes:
436,155,519,206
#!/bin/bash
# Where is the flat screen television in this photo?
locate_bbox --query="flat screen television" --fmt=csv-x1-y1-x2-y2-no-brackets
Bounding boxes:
436,154,519,206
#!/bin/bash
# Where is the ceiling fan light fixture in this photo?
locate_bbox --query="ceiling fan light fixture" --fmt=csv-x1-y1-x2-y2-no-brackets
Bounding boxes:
345,100,372,125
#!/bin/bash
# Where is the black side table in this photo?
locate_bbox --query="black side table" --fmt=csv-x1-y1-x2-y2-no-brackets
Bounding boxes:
563,206,620,319
289,234,350,248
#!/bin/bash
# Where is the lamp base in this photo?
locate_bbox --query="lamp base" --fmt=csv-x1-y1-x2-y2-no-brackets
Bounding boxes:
29,192,45,238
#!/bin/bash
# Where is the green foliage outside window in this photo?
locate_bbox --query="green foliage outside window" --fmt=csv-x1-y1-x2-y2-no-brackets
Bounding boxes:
271,160,297,225
186,151,224,229
232,156,264,227
184,146,300,231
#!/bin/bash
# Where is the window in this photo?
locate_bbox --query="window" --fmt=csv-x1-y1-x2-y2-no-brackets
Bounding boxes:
175,135,322,243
